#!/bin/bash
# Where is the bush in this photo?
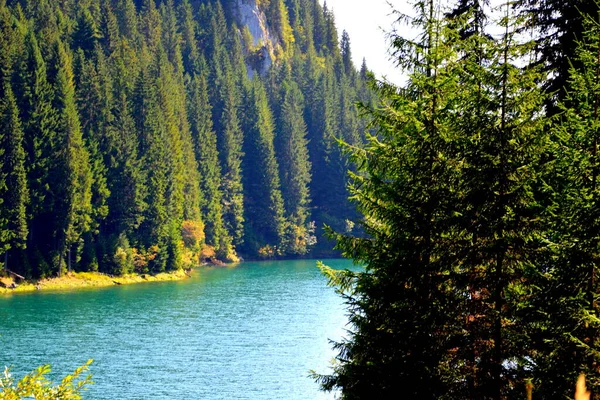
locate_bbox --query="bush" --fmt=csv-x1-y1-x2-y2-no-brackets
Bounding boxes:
1,360,93,399
181,220,205,250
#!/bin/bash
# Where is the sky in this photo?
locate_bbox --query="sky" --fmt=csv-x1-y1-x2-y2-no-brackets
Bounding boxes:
319,0,409,85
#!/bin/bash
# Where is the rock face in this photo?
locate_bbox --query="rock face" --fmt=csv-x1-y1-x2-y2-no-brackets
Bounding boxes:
232,0,277,77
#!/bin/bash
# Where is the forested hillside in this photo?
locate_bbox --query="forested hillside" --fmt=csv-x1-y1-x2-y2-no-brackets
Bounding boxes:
0,0,374,278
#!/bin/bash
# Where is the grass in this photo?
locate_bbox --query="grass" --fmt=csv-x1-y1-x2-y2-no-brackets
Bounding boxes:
0,269,190,295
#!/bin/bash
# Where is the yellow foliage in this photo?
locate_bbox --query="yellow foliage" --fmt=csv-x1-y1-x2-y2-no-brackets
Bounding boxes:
181,220,205,249
131,246,160,273
0,360,93,399
576,374,590,400
258,244,277,259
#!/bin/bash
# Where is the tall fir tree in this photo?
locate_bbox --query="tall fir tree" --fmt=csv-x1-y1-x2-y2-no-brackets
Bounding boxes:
0,83,28,273
188,73,231,258
275,81,312,254
49,40,93,274
241,79,286,255
527,12,600,398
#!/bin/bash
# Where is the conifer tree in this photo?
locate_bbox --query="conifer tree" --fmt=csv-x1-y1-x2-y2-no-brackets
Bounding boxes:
188,73,231,257
317,1,548,398
0,0,371,268
316,2,465,395
217,74,245,247
72,8,100,56
448,2,549,396
50,40,93,274
99,0,120,53
517,0,599,111
0,83,28,272
527,12,600,397
114,0,139,43
275,81,312,254
241,79,286,254
340,30,353,76
12,29,56,275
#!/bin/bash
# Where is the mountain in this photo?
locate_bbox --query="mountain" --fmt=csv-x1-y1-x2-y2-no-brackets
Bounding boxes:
0,0,375,277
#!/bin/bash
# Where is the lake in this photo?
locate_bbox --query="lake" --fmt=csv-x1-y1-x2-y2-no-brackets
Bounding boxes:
0,259,355,399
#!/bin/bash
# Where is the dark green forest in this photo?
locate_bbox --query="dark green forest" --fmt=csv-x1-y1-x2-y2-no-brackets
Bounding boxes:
315,0,600,399
0,0,374,278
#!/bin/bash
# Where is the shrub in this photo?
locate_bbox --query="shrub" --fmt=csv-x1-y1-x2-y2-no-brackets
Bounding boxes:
181,220,205,250
1,360,93,399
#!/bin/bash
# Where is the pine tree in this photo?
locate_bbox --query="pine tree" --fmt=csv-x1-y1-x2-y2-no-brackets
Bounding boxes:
527,12,600,397
11,28,56,275
188,73,231,258
217,73,245,247
275,81,312,254
241,79,286,255
0,83,28,273
515,0,599,112
50,40,93,275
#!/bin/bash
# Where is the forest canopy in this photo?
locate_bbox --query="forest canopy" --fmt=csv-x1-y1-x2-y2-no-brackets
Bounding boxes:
0,0,374,278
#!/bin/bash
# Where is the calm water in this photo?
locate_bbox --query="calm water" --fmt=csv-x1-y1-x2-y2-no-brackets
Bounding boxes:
0,259,356,399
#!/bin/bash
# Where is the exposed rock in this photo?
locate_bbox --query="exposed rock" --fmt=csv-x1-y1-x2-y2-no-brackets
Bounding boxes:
232,0,277,76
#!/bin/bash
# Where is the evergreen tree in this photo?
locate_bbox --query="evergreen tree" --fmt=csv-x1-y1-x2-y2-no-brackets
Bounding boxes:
0,83,28,272
218,75,245,247
517,0,599,112
317,1,548,398
275,81,312,254
12,29,56,276
72,8,100,56
527,12,600,397
340,30,353,76
0,0,371,270
50,40,93,274
241,79,286,254
188,73,231,258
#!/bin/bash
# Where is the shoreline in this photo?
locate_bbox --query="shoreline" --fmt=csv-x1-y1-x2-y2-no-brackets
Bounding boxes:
0,269,192,295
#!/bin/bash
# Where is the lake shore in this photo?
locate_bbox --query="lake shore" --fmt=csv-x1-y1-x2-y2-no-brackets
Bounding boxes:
0,269,192,295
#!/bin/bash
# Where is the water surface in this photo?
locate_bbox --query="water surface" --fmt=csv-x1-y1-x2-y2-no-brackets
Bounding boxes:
0,259,356,399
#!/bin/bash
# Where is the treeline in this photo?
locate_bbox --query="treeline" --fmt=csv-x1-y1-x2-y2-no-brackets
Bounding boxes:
317,0,600,399
0,0,373,278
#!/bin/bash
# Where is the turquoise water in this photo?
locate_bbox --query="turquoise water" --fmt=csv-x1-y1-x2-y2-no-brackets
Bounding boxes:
0,259,355,399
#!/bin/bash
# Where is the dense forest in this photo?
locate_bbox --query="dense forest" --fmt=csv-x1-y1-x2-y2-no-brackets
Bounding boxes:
0,0,374,278
315,0,600,399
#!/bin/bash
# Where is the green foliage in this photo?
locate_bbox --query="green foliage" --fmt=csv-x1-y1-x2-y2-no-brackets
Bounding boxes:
0,360,93,399
241,79,286,254
0,0,368,277
315,1,553,399
0,83,28,258
526,11,600,398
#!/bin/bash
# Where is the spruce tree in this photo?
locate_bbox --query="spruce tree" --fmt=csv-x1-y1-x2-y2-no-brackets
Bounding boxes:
50,40,93,274
316,2,465,395
317,1,548,398
12,29,56,275
241,79,286,255
527,12,600,397
275,81,312,254
188,73,231,258
0,83,28,273
448,2,549,396
218,75,245,247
